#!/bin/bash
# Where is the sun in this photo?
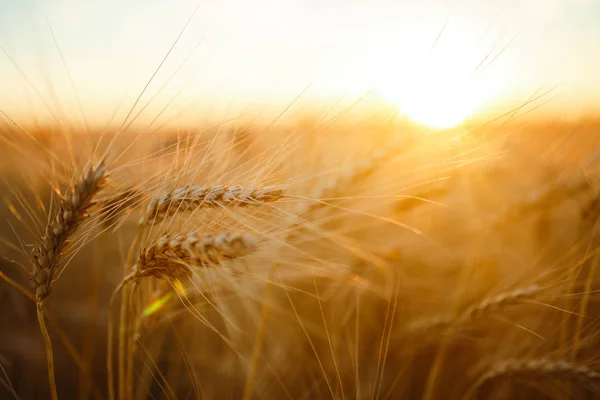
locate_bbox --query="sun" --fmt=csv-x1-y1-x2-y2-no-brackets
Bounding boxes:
376,66,484,129
393,79,478,129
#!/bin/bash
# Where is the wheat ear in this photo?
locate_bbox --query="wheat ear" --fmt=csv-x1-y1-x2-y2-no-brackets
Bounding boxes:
306,148,394,211
460,284,541,322
141,185,283,224
406,285,542,334
29,162,106,400
467,358,600,399
286,147,396,240
30,162,106,299
120,231,258,397
131,231,259,281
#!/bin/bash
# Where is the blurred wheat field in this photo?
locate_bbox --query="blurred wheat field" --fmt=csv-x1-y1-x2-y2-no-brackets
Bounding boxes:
0,114,600,400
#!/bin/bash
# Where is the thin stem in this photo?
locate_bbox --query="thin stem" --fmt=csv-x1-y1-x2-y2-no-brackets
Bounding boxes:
0,271,35,301
1,271,101,399
118,229,144,399
37,301,58,400
573,253,599,359
118,281,129,400
126,280,140,400
243,264,277,400
107,277,130,400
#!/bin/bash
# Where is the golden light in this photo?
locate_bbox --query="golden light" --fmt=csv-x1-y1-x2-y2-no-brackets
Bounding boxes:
376,65,484,129
368,30,503,130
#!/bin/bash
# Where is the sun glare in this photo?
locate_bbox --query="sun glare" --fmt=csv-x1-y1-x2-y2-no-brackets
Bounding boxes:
377,67,484,129
370,34,500,130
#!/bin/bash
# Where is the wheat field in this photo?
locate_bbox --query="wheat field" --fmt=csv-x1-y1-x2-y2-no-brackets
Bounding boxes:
0,115,599,399
1,2,600,398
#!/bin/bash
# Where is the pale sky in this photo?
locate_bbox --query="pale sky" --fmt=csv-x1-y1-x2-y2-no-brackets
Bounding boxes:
1,0,599,128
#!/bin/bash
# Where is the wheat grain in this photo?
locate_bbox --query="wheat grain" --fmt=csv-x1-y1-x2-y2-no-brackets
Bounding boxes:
132,231,258,281
141,185,283,224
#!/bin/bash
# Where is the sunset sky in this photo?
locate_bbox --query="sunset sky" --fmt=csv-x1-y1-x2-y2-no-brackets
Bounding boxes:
1,0,599,128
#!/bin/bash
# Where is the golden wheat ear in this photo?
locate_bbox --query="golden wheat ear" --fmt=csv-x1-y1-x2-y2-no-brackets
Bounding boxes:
140,184,283,225
30,161,107,300
132,231,259,281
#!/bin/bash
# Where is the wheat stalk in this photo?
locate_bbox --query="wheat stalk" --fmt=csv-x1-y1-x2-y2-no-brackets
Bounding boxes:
141,184,283,224
108,228,257,399
118,231,257,397
29,162,106,400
